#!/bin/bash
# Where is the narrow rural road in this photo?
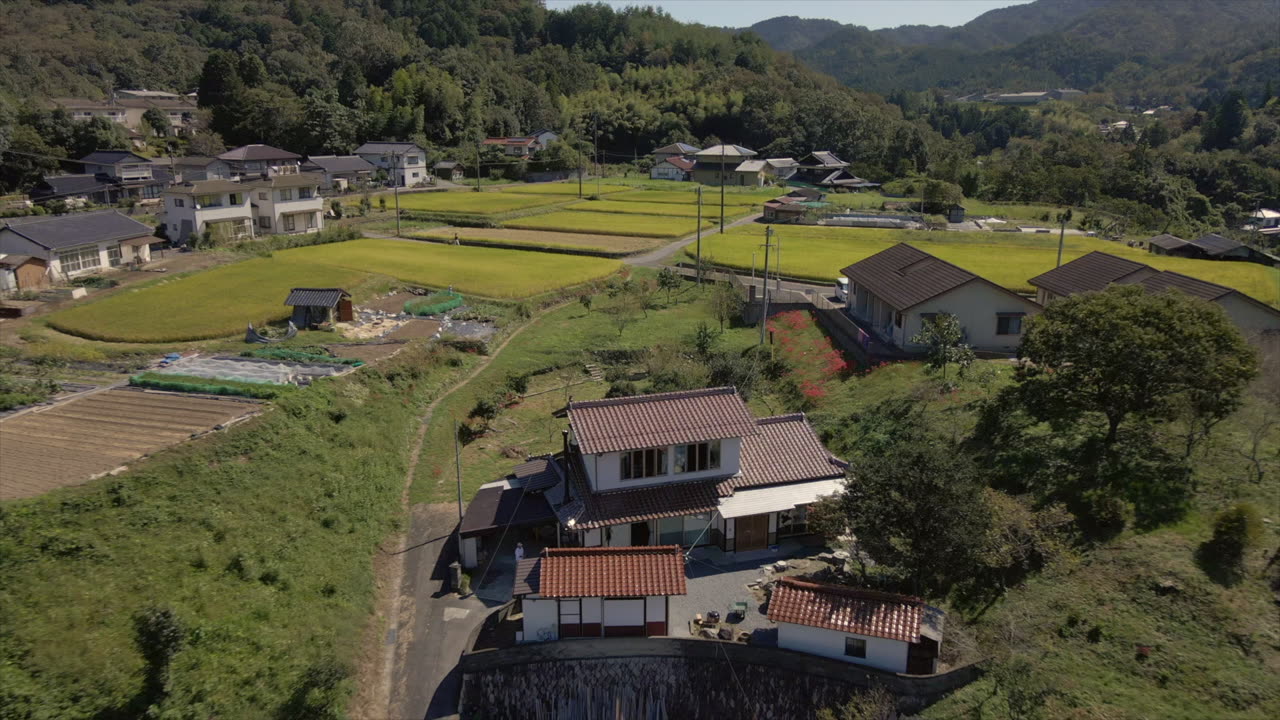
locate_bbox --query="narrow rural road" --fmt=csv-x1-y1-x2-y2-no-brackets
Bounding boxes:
628,211,763,267
355,304,562,720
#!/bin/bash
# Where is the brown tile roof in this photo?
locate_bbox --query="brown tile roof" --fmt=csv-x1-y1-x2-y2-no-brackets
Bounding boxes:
767,578,930,644
558,450,722,530
723,414,846,492
528,546,687,598
511,456,562,493
1027,251,1153,297
1137,271,1234,301
569,387,759,455
840,244,981,311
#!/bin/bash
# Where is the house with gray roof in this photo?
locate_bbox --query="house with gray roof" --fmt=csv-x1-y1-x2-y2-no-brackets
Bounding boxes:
692,144,762,186
217,144,302,179
353,141,428,187
841,243,1041,353
301,155,376,191
653,142,701,164
0,210,154,281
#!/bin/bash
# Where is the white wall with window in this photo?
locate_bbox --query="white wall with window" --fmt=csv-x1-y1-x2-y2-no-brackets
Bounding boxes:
583,437,742,492
775,621,910,673
55,245,102,276
897,281,1040,353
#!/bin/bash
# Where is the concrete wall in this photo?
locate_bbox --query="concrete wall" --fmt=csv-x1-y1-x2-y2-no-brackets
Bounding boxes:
1216,294,1280,338
521,598,558,642
777,621,909,673
584,437,742,492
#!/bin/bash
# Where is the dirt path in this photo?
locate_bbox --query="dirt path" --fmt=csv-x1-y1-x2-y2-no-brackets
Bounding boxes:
351,303,562,720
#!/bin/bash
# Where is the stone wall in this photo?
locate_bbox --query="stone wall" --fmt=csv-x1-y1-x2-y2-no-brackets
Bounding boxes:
459,637,985,719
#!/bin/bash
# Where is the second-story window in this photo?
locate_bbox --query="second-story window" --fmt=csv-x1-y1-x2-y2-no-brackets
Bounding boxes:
299,187,312,199
621,447,666,480
228,193,242,205
279,189,293,201
673,440,720,474
407,155,420,165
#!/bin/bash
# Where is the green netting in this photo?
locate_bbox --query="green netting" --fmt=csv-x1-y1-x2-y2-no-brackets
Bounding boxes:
129,373,289,399
404,290,464,316
241,348,364,366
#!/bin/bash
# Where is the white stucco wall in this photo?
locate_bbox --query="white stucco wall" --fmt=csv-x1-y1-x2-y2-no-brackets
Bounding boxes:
585,437,743,493
582,597,602,625
1216,294,1280,338
521,598,559,643
582,528,602,547
603,599,645,626
898,281,1041,353
776,622,909,673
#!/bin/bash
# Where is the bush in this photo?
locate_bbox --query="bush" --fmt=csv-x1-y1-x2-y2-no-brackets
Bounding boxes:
504,372,529,394
1200,503,1263,579
605,380,638,398
129,372,294,399
404,290,463,316
71,275,119,290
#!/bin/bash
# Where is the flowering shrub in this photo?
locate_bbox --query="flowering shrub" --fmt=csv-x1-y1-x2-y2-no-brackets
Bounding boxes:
766,310,848,407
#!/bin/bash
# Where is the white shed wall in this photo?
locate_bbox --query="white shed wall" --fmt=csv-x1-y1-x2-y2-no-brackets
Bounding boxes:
776,621,909,673
521,598,559,643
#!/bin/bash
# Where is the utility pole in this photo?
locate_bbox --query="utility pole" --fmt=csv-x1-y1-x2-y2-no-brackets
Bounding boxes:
453,419,464,561
393,150,402,237
719,143,726,231
577,135,584,199
775,229,782,294
1055,209,1073,268
759,226,774,346
695,185,703,286
474,141,481,193
593,113,601,197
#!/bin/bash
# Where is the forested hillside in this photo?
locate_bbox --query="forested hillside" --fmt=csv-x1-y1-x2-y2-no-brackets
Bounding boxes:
1,0,1277,241
749,0,1278,105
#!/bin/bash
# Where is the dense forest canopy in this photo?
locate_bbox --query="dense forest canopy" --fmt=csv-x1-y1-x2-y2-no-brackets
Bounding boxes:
0,0,1277,240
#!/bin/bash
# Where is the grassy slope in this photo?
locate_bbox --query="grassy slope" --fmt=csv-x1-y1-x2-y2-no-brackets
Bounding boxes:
393,191,566,214
44,257,370,343
412,283,762,504
503,210,714,238
0,346,474,719
690,225,1280,304
279,238,622,299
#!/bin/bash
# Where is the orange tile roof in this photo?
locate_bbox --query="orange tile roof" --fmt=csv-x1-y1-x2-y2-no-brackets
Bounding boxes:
569,386,759,455
767,578,926,644
533,545,687,598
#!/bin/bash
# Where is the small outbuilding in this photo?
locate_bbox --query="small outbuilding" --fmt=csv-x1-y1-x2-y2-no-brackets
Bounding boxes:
434,161,465,182
284,287,352,328
515,545,687,642
768,577,945,674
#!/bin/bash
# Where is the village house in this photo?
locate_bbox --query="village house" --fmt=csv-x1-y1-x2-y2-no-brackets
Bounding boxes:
217,144,302,180
301,155,376,191
78,151,170,202
434,160,465,182
652,142,701,164
514,546,686,642
162,180,254,243
52,93,198,136
790,151,878,190
1145,232,1277,266
1243,208,1280,236
353,141,429,187
768,578,945,674
691,144,760,186
841,243,1042,353
250,174,324,236
456,387,847,570
649,155,695,182
0,211,154,286
763,157,799,181
1029,251,1280,338
160,156,233,183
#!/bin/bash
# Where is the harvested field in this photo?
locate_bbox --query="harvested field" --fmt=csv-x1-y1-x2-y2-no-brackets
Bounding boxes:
502,210,712,238
385,318,444,340
412,227,664,255
325,343,406,363
0,388,260,499
564,199,724,218
498,182,631,195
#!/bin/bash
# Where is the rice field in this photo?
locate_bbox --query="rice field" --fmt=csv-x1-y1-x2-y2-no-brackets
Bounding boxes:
689,225,1280,305
502,211,714,238
608,189,781,206
393,191,565,214
497,182,632,196
564,199,720,218
411,227,664,255
281,238,621,298
44,258,369,342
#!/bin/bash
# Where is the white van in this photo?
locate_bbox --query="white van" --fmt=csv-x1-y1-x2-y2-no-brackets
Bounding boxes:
834,277,849,302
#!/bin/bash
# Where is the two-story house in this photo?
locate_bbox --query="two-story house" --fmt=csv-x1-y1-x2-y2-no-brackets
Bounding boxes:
840,243,1041,354
52,94,198,137
249,174,324,236
217,145,302,180
353,141,428,187
301,155,376,191
691,144,759,186
162,180,254,243
163,156,234,183
652,142,701,165
79,151,170,202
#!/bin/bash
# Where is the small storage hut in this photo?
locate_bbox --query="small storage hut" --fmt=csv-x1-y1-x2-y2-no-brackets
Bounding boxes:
285,287,352,328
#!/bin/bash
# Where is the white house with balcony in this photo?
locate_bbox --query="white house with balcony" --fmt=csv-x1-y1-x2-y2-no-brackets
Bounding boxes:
162,180,254,244
353,141,428,187
840,243,1041,354
217,144,302,180
77,150,169,203
249,174,324,236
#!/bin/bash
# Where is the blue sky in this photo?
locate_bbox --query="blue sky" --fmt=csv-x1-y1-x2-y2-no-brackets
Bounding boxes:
543,1,1034,30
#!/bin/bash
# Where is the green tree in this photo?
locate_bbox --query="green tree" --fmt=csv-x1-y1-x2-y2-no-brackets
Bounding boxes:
142,107,170,137
1198,503,1262,584
657,266,681,304
911,313,974,388
709,281,743,331
817,685,895,720
238,52,267,88
690,321,720,359
578,292,593,314
186,130,225,157
133,606,185,707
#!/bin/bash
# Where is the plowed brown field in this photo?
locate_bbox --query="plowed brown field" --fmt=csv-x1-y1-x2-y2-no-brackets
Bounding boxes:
0,388,260,500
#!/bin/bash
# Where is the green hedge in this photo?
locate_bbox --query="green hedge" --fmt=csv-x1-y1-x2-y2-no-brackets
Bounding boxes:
404,290,464,316
241,348,364,366
129,372,294,399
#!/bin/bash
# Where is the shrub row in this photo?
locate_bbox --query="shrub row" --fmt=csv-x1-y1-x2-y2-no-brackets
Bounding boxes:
129,372,295,399
404,291,464,316
241,348,364,366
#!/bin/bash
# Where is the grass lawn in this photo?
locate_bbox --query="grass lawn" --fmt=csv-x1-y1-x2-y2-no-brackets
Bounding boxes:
690,225,1280,305
503,210,713,238
413,283,762,504
411,227,664,255
0,346,474,720
608,188,781,206
280,238,621,299
392,191,566,214
44,258,370,343
497,182,632,196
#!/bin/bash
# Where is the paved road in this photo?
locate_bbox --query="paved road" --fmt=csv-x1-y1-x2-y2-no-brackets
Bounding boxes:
627,212,763,267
